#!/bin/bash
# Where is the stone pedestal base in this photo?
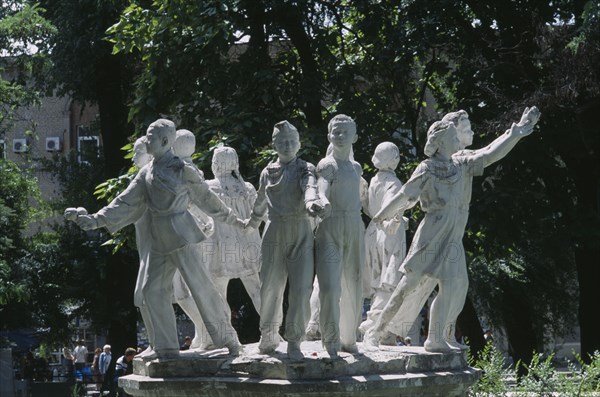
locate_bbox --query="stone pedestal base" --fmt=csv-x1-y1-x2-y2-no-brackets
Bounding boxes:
120,341,480,397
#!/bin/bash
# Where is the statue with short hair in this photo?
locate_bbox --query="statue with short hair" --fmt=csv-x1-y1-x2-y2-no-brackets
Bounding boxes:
363,107,540,352
359,142,409,344
66,119,244,359
314,114,366,357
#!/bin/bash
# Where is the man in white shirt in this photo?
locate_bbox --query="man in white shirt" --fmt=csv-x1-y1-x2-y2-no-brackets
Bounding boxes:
73,339,88,373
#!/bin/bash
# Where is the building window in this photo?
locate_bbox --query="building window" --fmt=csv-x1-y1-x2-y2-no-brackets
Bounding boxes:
77,126,100,164
77,136,100,164
0,139,5,159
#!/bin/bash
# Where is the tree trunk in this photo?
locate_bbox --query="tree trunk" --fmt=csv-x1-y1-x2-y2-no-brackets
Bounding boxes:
576,246,600,362
563,99,600,363
95,52,130,178
502,288,538,377
274,5,323,129
457,296,485,360
106,252,138,356
95,50,138,353
572,162,600,362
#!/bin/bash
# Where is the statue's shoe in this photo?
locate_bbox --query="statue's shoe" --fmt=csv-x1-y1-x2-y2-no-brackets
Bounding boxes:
142,349,179,360
424,340,454,353
323,342,340,358
224,340,243,356
362,329,380,352
196,343,218,351
287,341,304,361
258,336,279,354
137,346,155,358
341,343,359,354
358,319,374,335
446,339,468,351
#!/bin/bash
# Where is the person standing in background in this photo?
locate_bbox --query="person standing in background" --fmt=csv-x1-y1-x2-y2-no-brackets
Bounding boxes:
73,339,88,374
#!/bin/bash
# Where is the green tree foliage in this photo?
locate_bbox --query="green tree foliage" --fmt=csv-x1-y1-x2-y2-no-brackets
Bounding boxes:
105,0,467,172
0,2,55,134
0,160,41,326
469,344,600,396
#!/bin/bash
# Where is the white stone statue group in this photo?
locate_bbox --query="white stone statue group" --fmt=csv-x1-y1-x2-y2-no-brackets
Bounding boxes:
65,105,540,361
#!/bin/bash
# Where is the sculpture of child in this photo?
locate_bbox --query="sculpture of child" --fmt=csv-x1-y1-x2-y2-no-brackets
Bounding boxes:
193,146,263,349
358,142,409,344
314,114,365,357
66,119,243,359
205,146,262,311
246,120,321,360
133,132,214,354
364,106,539,352
170,129,221,350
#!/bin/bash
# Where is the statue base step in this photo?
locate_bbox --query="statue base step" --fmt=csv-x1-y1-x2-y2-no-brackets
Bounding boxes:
121,341,480,397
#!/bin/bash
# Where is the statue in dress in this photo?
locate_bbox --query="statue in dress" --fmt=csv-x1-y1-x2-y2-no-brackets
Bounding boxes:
363,107,540,352
205,146,262,311
359,142,409,345
194,145,263,349
65,119,244,359
246,121,322,360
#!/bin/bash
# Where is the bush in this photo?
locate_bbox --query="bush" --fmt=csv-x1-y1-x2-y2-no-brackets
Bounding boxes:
469,344,600,396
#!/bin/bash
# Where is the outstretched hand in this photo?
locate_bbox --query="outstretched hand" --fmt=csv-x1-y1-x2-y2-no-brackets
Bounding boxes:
512,106,541,137
65,207,96,230
518,106,541,126
64,207,88,221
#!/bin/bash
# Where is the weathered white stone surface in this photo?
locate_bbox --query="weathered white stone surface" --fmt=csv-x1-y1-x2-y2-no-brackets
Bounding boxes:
122,341,480,397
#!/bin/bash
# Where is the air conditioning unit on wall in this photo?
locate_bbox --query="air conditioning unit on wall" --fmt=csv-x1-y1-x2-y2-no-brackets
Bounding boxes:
46,137,61,152
12,138,28,153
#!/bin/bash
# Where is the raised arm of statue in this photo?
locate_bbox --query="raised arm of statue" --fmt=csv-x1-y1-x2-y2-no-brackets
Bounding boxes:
469,106,541,168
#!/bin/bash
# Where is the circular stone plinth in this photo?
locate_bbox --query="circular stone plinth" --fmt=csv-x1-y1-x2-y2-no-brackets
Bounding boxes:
122,341,480,397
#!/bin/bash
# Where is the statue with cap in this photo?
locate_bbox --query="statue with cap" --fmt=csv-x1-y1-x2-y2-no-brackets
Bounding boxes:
246,120,322,361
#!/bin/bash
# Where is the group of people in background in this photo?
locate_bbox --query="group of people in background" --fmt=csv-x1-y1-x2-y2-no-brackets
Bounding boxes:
59,342,136,397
